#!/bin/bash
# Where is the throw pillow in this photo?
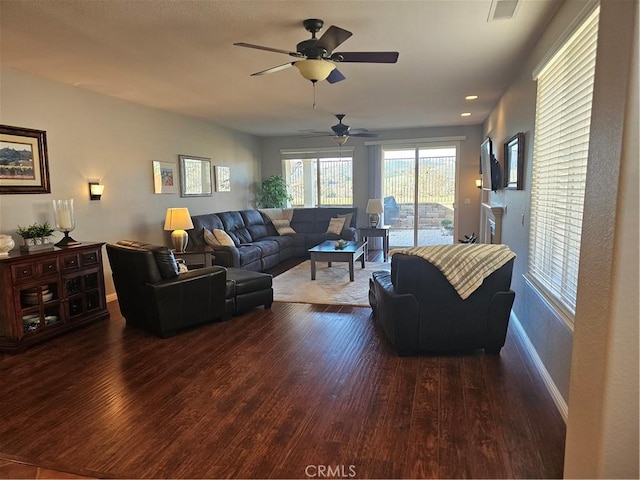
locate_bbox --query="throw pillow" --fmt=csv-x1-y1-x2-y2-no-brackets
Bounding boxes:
203,227,235,247
336,213,353,233
213,229,235,246
151,246,179,279
203,227,217,246
273,219,296,235
326,217,346,235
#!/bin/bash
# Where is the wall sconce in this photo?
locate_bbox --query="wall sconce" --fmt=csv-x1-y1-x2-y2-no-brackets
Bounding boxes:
476,179,482,189
89,182,105,200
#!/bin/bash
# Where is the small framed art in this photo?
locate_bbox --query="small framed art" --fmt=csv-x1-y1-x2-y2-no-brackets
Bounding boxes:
215,165,231,192
152,161,179,194
179,155,212,197
504,132,524,190
0,124,51,194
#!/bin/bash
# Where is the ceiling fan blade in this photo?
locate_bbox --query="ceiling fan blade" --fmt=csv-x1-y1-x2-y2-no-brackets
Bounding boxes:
234,42,303,58
348,128,369,134
250,62,296,76
350,132,381,138
331,51,399,63
326,68,346,84
316,25,353,52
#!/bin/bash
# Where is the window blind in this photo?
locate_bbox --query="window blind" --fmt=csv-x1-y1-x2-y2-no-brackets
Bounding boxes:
529,6,599,319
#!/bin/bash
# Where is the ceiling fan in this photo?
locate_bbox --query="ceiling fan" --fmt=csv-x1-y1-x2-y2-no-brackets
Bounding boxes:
234,18,399,84
322,114,381,145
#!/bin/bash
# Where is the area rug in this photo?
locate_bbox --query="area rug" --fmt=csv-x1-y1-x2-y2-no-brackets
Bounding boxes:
272,260,390,306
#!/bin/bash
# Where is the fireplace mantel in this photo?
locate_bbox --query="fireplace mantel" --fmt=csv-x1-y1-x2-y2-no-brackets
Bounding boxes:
480,203,504,244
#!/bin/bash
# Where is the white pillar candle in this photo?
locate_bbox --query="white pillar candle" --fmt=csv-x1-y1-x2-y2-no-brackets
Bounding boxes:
58,209,73,229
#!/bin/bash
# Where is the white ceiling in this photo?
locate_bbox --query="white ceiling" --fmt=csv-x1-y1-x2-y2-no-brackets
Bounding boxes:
0,0,561,138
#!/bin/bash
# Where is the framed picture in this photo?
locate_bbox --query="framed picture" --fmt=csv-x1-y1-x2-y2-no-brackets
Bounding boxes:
504,132,525,190
152,161,178,194
480,137,493,190
215,165,231,192
0,125,50,194
179,155,212,197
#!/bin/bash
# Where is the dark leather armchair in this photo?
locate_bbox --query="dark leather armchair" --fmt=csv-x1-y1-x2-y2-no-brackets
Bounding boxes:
369,252,515,355
106,240,228,337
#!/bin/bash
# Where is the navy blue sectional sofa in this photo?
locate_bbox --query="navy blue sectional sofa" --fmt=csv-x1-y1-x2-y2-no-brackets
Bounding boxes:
188,208,358,272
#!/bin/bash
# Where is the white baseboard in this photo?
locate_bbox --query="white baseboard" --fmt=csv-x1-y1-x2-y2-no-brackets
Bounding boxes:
510,312,569,422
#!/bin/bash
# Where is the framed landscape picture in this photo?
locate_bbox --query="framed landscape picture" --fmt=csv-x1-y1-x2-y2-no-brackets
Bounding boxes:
179,155,212,197
152,161,178,194
215,165,231,192
0,125,50,194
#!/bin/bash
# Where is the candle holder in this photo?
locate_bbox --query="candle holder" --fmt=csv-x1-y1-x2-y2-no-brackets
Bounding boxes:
52,199,80,247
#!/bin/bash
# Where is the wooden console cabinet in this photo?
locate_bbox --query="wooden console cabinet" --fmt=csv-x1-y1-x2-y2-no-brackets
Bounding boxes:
0,242,109,353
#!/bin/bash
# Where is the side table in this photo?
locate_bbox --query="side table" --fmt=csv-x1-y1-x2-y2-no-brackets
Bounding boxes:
173,246,215,269
358,226,390,262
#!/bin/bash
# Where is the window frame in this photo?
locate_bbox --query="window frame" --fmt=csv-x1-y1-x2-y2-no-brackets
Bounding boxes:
527,4,600,326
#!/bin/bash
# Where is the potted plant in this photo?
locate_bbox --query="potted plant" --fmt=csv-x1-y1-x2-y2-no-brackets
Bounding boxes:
17,224,38,245
256,175,293,208
34,222,54,244
17,222,55,251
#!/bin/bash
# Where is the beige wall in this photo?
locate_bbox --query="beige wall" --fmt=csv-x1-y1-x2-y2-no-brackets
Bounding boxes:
485,0,639,477
0,67,262,297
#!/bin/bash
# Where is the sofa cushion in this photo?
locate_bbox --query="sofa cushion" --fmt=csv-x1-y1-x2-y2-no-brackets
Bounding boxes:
238,245,262,267
273,219,296,235
241,209,270,241
251,239,280,257
218,211,252,246
326,217,346,235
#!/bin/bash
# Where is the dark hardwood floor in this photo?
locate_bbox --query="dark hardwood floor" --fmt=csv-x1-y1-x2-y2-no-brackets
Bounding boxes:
0,250,566,479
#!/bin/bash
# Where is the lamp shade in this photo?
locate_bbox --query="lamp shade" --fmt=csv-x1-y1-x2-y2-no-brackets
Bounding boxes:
294,59,335,82
164,208,194,231
366,199,384,214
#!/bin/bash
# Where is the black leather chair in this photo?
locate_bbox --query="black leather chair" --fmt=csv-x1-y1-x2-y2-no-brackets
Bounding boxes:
369,252,515,355
106,240,228,337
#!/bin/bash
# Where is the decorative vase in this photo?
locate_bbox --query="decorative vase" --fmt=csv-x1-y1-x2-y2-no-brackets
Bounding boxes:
0,234,15,256
53,199,80,247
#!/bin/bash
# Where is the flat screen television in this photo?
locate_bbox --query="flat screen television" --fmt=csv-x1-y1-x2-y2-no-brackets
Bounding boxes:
480,137,501,191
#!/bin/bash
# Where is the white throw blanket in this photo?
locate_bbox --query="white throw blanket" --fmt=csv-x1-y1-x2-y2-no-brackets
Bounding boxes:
389,244,516,299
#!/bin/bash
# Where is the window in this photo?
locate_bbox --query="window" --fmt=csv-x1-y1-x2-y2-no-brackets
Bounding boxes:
529,6,599,319
282,148,353,207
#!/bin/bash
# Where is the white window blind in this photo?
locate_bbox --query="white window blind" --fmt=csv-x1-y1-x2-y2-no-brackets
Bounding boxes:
529,5,599,319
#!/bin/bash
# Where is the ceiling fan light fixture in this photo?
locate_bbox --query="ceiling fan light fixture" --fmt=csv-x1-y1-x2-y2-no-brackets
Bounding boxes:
333,135,348,146
295,59,335,82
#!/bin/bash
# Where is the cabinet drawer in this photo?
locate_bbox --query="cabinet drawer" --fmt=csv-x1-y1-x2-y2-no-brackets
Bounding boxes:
81,250,100,267
38,258,59,276
11,262,36,283
10,258,59,283
61,254,80,270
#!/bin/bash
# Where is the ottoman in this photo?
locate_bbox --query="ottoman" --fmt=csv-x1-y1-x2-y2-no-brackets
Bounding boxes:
225,267,273,316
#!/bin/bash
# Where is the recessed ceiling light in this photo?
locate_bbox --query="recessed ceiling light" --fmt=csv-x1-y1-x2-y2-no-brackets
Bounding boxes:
465,95,479,100
461,112,472,117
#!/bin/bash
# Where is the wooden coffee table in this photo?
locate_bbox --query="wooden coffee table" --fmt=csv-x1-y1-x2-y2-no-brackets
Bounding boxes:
308,240,367,282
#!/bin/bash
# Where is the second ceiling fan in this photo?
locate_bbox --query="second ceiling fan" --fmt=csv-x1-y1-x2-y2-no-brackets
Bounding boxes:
234,18,399,84
321,114,380,145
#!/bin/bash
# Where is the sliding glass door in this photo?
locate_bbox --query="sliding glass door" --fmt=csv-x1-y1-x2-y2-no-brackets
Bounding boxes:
382,146,456,247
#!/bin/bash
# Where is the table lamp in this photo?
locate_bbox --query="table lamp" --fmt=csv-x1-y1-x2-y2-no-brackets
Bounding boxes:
164,207,194,253
366,199,384,228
